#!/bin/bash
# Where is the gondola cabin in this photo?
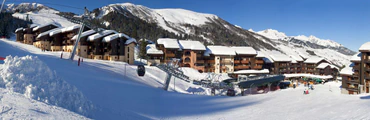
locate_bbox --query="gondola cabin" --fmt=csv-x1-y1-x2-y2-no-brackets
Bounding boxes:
137,65,145,76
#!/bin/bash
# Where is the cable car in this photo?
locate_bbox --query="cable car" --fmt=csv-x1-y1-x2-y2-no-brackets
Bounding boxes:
137,65,145,76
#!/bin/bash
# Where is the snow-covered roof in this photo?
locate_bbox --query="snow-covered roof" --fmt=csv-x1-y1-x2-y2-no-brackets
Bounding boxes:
102,33,120,43
32,23,59,32
291,58,297,63
316,63,331,69
298,51,309,59
269,52,291,62
118,33,130,39
125,38,137,45
146,44,163,55
289,55,304,62
350,52,361,62
30,24,39,29
71,29,97,40
36,28,61,39
178,40,206,51
87,30,117,41
15,27,24,33
256,51,266,58
263,57,274,63
359,42,370,51
233,69,269,74
204,46,236,56
304,56,326,64
284,74,333,79
49,24,81,36
330,65,339,70
230,47,257,55
340,67,354,76
157,38,181,49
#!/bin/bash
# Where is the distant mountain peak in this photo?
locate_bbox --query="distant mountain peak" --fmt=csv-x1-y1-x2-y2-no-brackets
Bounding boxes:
257,29,287,40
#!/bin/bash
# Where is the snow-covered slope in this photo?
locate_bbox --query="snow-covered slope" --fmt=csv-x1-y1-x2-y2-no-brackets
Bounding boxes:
96,3,217,35
257,29,287,40
1,39,370,119
254,29,354,66
0,87,89,120
257,29,342,48
8,3,75,27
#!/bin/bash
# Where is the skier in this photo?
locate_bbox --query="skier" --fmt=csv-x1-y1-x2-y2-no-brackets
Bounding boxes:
293,84,296,89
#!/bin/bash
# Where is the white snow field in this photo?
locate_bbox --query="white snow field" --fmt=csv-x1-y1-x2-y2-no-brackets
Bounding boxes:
0,87,89,120
1,39,370,120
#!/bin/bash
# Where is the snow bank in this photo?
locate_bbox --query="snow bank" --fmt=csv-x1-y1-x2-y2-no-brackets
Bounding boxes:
0,55,94,117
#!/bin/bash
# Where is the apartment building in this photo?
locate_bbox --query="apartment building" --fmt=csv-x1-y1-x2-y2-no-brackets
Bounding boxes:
204,46,236,74
269,53,292,74
303,56,330,74
341,42,370,94
341,52,360,94
86,30,117,60
146,44,164,66
178,40,207,73
15,24,137,65
33,23,59,50
156,38,182,64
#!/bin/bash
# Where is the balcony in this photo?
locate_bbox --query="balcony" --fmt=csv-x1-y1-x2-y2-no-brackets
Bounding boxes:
255,60,264,64
347,87,359,92
196,60,205,63
234,66,250,69
234,60,241,64
240,60,250,64
208,60,215,63
253,66,262,69
166,53,175,57
347,79,360,84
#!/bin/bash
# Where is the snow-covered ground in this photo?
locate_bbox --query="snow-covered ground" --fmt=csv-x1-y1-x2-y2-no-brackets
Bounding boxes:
0,87,89,120
1,39,370,120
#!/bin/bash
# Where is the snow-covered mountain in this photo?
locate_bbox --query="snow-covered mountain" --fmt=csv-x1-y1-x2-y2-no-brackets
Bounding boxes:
5,2,355,67
257,29,342,48
257,29,287,40
5,3,53,13
95,3,218,35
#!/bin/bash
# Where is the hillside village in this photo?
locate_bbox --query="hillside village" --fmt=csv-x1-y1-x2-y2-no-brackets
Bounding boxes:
1,2,370,120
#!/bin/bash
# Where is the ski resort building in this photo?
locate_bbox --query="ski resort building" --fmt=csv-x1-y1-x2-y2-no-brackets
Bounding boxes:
15,28,24,43
146,44,164,66
341,42,370,94
86,30,117,60
303,57,331,74
269,53,292,74
49,25,87,52
204,46,236,73
33,23,59,50
15,24,137,65
70,29,97,58
178,40,207,73
22,24,38,45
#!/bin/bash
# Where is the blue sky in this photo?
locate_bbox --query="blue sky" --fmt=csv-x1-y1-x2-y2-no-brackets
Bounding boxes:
8,0,369,51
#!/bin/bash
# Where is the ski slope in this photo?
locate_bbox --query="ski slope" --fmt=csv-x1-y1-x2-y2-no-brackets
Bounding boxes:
1,39,370,120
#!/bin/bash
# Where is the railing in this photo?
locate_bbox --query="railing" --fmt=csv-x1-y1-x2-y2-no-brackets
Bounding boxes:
255,60,264,64
196,60,205,63
166,53,176,57
208,60,215,63
240,60,249,64
253,66,262,69
234,66,250,69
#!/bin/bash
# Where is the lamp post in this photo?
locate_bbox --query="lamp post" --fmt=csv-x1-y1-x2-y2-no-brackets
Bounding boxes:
0,0,6,13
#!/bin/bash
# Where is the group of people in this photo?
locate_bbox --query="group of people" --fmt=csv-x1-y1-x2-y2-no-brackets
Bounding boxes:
303,82,315,95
